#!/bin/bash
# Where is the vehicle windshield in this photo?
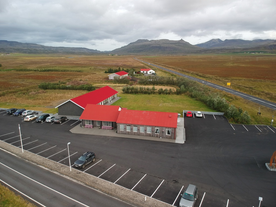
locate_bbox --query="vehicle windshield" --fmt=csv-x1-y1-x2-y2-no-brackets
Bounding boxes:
182,192,195,201
78,156,86,161
39,115,44,118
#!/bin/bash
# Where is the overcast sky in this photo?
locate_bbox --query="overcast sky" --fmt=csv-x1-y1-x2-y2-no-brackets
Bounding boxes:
0,0,275,51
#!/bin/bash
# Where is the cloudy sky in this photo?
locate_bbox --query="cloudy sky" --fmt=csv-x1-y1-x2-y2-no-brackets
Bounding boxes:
0,0,275,51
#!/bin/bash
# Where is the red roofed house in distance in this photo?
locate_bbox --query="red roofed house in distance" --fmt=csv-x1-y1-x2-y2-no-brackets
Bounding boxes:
140,68,155,75
108,71,129,80
55,86,118,116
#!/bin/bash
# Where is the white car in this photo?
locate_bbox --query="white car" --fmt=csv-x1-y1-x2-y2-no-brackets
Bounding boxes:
22,110,34,116
46,116,55,123
24,114,37,122
195,111,203,118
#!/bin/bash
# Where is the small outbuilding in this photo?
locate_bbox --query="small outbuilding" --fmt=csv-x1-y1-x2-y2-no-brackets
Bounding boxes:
55,86,118,116
140,68,155,75
108,71,129,80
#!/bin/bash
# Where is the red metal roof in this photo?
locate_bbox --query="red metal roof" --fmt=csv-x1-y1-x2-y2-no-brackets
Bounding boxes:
115,71,128,76
80,104,121,122
117,109,178,128
70,86,118,108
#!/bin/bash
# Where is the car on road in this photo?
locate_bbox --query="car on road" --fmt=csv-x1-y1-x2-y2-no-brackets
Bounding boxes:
186,111,193,117
35,114,50,123
73,152,96,169
24,114,38,122
179,184,198,207
195,111,203,118
54,116,68,124
46,116,55,123
6,108,17,115
22,110,34,116
13,109,26,116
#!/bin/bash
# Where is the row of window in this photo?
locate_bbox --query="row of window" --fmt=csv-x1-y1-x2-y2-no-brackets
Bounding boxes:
85,120,112,126
120,125,172,135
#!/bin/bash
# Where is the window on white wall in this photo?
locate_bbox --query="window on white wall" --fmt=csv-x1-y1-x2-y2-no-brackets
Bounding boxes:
126,125,131,132
133,126,137,132
155,128,159,134
120,125,124,132
147,127,151,133
166,129,171,135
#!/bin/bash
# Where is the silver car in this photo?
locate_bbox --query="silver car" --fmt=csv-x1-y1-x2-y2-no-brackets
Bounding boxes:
179,184,198,207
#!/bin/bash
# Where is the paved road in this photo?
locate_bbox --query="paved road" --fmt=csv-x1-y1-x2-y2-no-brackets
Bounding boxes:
0,148,132,207
1,112,276,207
136,58,276,110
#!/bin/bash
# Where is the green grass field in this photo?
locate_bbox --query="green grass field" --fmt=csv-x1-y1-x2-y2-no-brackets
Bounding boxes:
113,94,214,115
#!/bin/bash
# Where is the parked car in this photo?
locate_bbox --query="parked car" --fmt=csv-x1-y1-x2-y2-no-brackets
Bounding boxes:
35,114,50,123
54,116,68,124
6,108,17,115
46,116,55,123
179,184,198,207
24,114,37,122
13,109,26,116
195,111,203,118
73,152,96,169
22,110,34,116
186,111,193,117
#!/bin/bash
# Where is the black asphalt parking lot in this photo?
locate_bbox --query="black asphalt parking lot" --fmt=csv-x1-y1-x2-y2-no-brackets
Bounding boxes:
1,109,276,207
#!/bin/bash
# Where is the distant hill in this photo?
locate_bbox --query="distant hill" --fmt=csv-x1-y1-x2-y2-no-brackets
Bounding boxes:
196,39,275,49
111,39,201,55
0,40,101,54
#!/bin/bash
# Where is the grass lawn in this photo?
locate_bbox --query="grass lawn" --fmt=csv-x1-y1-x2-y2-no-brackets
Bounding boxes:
0,183,36,207
113,94,214,115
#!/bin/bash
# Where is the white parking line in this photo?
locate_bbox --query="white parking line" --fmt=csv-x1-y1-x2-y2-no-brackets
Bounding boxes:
213,114,216,119
20,140,38,147
242,125,249,131
230,124,235,130
27,142,47,151
114,168,131,184
255,125,262,132
98,164,116,178
0,178,46,207
0,132,15,137
47,148,66,159
172,185,184,206
0,162,89,207
226,199,230,207
10,137,30,144
70,120,80,126
58,152,78,163
61,119,70,126
199,192,206,207
131,174,147,190
3,135,20,141
83,159,102,172
36,146,57,155
150,179,164,198
267,126,275,133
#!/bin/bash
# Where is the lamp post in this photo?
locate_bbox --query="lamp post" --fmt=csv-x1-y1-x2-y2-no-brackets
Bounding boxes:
258,197,263,207
18,124,24,153
67,142,71,171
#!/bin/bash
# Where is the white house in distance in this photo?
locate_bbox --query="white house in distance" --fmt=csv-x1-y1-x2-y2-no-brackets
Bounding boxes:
108,71,129,80
140,68,155,75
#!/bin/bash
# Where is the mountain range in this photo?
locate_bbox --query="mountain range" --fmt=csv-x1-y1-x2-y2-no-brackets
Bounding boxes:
0,39,275,55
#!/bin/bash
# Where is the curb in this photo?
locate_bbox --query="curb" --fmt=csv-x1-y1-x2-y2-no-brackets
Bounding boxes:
0,140,172,207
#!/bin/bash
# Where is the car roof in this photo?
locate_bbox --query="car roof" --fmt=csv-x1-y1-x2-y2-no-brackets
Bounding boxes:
185,184,197,194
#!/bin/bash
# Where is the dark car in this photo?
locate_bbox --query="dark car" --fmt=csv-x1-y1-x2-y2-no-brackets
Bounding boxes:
35,114,50,123
73,152,96,169
13,109,26,116
6,108,17,115
54,116,68,124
